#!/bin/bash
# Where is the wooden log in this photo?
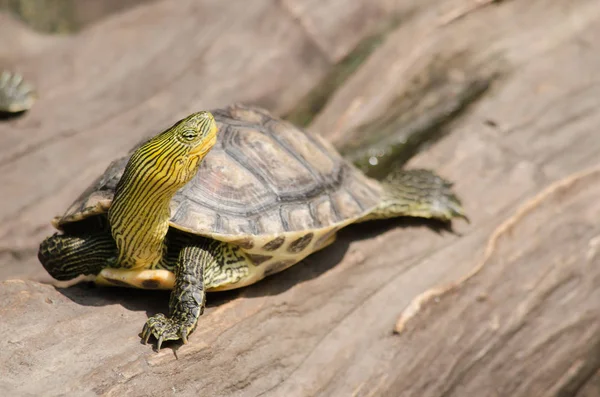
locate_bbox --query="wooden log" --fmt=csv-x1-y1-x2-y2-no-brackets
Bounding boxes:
1,0,600,395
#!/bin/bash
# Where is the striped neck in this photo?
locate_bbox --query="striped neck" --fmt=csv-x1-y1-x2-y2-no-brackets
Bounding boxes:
108,166,177,269
107,136,192,269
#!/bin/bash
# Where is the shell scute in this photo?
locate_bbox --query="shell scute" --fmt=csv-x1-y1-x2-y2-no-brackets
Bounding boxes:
0,71,36,113
287,233,314,253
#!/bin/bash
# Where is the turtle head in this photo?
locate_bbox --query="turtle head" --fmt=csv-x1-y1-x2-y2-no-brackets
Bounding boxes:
130,111,218,189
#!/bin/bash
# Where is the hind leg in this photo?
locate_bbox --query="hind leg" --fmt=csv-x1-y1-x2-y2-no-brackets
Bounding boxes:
363,169,468,222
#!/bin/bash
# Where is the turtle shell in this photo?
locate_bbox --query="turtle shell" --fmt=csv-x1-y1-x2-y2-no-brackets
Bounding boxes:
0,71,36,113
54,105,383,258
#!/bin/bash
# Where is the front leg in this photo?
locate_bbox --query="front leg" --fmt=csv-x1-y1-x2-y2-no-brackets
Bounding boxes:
141,237,214,350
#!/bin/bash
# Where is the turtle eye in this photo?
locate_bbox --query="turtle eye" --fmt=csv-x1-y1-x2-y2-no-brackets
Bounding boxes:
181,129,198,141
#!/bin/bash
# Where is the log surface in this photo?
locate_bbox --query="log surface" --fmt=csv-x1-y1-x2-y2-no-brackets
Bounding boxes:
1,0,599,396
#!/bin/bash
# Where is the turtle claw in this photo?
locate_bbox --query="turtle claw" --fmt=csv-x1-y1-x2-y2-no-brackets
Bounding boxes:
142,328,150,345
141,313,195,351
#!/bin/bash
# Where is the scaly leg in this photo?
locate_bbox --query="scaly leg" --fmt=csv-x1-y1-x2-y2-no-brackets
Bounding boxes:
38,230,116,281
141,236,209,349
141,234,250,350
363,169,468,222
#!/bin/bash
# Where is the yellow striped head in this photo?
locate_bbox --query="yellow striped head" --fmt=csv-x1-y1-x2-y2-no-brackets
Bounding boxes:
128,111,218,190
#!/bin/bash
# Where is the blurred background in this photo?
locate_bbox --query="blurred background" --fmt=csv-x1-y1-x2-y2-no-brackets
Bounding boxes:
1,1,599,396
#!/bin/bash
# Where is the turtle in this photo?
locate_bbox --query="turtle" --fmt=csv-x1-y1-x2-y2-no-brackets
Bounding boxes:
0,70,36,113
38,104,467,350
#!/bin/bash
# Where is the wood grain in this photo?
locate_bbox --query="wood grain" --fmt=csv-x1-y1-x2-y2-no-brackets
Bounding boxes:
1,0,599,395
